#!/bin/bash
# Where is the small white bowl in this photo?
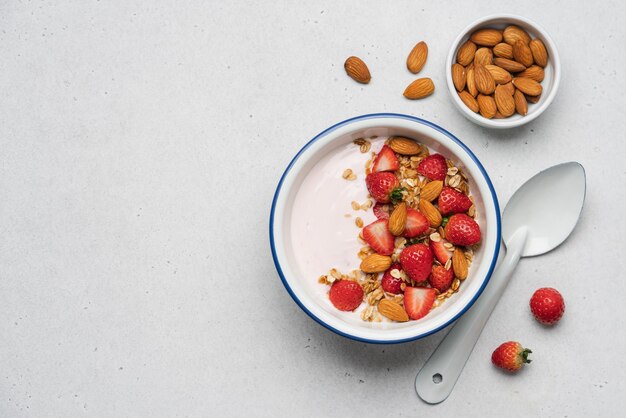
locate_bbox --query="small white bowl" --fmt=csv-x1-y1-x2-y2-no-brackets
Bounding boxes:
270,114,501,343
446,14,561,129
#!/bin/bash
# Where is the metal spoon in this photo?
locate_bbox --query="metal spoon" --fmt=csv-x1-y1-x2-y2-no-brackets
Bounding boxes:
415,162,586,404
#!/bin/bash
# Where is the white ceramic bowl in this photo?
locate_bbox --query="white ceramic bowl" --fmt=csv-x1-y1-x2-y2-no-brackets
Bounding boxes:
446,14,561,129
270,114,501,343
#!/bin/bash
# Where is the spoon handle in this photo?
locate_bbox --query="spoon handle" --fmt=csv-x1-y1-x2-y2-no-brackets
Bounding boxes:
415,228,528,404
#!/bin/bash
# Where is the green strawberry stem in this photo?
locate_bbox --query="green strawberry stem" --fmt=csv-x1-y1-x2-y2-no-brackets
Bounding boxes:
520,348,532,364
390,188,406,204
441,216,450,227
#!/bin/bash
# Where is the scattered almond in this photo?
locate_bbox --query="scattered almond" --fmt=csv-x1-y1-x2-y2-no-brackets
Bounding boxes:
407,41,428,74
494,84,515,117
420,180,444,201
470,28,503,46
512,77,542,96
457,40,477,66
418,199,442,227
404,78,435,99
474,64,496,95
360,253,392,273
389,202,407,236
377,299,409,322
529,39,548,67
451,64,466,92
452,249,468,280
388,137,422,155
503,25,531,46
512,40,534,67
344,56,371,84
477,94,497,119
493,42,513,59
514,89,528,116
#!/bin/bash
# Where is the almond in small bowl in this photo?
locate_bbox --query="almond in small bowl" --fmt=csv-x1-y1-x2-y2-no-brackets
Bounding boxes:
446,14,560,129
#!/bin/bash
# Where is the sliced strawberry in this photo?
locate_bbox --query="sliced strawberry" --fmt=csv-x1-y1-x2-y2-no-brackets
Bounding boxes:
362,219,395,255
430,239,452,264
417,154,447,181
445,214,481,246
372,202,390,219
438,187,473,215
403,208,429,238
365,172,403,203
381,263,404,294
372,145,400,172
429,265,454,293
400,244,433,282
404,287,436,320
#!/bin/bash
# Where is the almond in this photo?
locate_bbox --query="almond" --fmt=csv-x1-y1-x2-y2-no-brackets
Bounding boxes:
470,28,503,47
501,81,515,96
494,111,505,119
389,202,407,236
420,180,444,201
493,57,527,73
474,64,495,95
526,93,541,104
403,78,435,100
418,199,442,227
493,42,513,59
458,91,479,113
473,47,493,66
503,25,531,46
456,40,477,66
512,77,542,96
407,41,428,73
344,56,371,84
514,89,528,116
529,39,548,67
452,249,468,280
360,253,392,273
513,40,534,67
485,64,512,84
466,68,478,97
388,137,422,155
477,94,497,119
494,85,515,117
517,65,544,82
451,63,466,92
377,299,409,322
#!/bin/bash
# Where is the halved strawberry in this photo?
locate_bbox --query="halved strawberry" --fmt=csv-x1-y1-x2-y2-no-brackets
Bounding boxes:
417,154,447,181
404,287,436,320
403,208,429,238
429,265,454,292
372,202,390,219
365,172,403,203
372,145,400,172
430,239,452,264
362,219,395,255
438,186,473,215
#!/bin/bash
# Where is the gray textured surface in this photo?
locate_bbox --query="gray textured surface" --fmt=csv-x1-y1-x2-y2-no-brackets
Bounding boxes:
1,1,624,416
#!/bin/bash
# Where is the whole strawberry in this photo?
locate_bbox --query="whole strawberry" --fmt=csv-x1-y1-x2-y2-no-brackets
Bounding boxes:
530,288,565,325
328,280,364,311
400,244,433,283
444,213,481,246
429,265,454,293
491,341,532,372
417,154,447,181
365,172,404,203
438,187,473,215
381,263,404,294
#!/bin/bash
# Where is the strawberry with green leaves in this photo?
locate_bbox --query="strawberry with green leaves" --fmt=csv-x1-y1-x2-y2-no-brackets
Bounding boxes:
491,341,532,372
365,172,404,204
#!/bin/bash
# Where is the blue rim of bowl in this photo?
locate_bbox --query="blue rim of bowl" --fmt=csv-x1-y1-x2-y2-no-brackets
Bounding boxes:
269,113,501,344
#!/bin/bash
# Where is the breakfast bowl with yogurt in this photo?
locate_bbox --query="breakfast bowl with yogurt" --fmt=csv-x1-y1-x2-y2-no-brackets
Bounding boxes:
270,114,501,343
